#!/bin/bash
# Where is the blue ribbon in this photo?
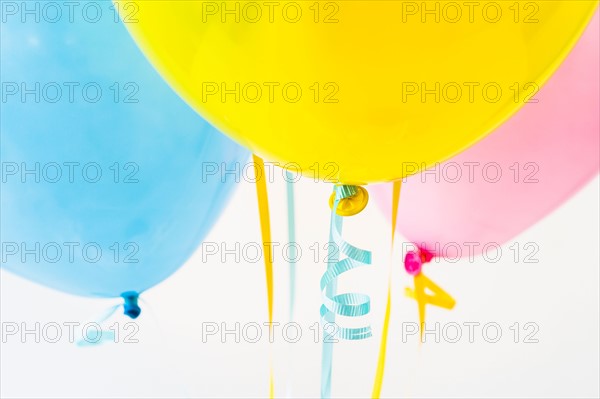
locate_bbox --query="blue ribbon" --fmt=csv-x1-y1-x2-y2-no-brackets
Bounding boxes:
286,171,297,321
320,185,372,398
76,292,141,347
75,304,120,347
285,171,298,397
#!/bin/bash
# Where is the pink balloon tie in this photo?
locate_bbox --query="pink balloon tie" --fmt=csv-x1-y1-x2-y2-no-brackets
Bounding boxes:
404,248,433,276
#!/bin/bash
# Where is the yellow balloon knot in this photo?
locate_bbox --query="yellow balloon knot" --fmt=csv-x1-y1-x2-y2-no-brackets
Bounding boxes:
329,185,369,216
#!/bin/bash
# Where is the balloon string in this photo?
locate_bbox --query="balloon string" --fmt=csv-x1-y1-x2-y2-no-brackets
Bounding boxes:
253,155,275,399
321,185,372,399
75,304,120,347
406,273,456,340
285,171,297,397
372,181,402,398
320,208,339,399
286,171,297,321
75,292,141,347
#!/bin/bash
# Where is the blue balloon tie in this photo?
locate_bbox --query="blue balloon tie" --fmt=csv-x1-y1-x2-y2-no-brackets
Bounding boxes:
320,185,372,398
122,291,141,319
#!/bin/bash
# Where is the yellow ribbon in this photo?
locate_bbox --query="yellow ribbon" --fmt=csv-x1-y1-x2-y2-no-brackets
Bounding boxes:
253,154,274,398
372,181,402,398
405,274,456,340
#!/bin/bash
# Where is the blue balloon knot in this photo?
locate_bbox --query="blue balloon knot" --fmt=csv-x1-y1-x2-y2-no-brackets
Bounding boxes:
121,292,141,319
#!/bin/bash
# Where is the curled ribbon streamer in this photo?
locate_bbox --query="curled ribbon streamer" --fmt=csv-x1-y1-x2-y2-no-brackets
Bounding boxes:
321,185,372,398
320,185,372,339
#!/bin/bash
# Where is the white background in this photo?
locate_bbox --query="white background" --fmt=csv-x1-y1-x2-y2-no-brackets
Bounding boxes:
1,172,599,398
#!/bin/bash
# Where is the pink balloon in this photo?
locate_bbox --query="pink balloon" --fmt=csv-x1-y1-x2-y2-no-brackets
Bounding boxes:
372,12,599,261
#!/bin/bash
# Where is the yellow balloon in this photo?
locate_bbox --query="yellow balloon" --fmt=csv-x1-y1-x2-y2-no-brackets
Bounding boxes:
120,1,597,184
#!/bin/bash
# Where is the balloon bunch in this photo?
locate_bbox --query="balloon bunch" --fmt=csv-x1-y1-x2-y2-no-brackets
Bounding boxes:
117,1,597,396
2,0,598,397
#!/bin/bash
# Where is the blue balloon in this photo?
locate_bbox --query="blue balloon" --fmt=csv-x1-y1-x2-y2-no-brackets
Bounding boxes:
0,1,248,315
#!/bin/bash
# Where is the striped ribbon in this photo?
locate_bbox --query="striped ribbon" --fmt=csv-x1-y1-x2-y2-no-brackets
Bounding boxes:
320,185,372,398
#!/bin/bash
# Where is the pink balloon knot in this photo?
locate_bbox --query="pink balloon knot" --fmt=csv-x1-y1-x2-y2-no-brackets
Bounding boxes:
404,251,422,275
404,248,433,276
